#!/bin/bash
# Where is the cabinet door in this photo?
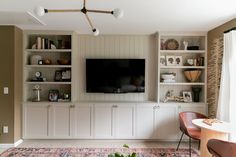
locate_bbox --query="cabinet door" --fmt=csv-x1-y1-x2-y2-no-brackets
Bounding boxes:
73,103,92,138
50,104,71,137
114,104,135,139
136,104,156,139
23,104,49,138
155,105,178,140
94,104,114,138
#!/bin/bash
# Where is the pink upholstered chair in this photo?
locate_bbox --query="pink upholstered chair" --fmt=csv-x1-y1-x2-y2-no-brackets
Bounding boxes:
207,139,236,157
176,111,207,157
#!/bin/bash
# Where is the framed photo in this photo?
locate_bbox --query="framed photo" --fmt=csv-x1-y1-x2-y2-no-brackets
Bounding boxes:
48,89,59,102
54,70,62,81
183,91,192,102
166,56,175,66
160,56,166,66
175,56,183,66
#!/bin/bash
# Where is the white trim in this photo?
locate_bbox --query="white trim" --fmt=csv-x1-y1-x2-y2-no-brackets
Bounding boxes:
0,139,23,148
14,139,23,147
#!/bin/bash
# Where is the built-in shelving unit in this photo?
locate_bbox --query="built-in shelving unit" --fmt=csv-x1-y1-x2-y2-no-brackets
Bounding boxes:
23,31,74,103
157,33,207,106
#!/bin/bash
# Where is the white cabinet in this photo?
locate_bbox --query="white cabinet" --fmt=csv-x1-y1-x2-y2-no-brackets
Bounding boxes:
136,103,156,139
114,104,135,139
155,104,178,140
73,103,92,138
23,104,49,138
93,104,114,138
178,104,206,115
50,104,72,137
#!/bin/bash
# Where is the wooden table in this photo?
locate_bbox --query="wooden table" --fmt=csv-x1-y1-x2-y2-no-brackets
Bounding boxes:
192,119,236,157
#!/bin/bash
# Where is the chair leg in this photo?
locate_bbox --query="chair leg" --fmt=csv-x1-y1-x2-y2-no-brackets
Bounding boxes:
198,140,200,150
189,137,192,157
176,132,184,151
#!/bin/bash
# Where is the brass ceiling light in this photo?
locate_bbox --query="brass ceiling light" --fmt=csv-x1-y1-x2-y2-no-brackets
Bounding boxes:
34,0,124,36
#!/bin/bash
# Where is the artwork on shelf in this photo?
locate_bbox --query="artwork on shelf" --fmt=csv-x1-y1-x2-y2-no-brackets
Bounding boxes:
175,56,183,66
162,90,184,103
166,56,175,66
160,56,166,66
183,91,192,102
48,89,59,102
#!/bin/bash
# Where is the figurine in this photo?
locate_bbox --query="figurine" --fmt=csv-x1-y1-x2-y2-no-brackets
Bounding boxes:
183,41,188,50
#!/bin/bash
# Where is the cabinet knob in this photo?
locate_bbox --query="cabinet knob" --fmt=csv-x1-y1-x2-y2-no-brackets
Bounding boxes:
157,105,160,109
70,105,75,108
153,106,157,110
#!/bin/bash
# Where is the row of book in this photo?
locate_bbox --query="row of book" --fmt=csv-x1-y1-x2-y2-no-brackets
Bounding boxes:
36,37,55,49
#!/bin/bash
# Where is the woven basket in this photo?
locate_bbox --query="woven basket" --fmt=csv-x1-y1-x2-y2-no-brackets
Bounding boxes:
184,70,202,82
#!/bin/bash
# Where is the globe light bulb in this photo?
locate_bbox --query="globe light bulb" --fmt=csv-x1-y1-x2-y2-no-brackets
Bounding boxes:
92,28,99,36
113,8,124,19
34,6,46,16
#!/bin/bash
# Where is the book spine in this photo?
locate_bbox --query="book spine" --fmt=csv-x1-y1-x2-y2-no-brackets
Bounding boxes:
36,37,41,49
45,39,48,49
41,38,45,49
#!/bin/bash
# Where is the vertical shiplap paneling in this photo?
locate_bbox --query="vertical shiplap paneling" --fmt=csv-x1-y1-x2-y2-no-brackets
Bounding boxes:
77,35,156,102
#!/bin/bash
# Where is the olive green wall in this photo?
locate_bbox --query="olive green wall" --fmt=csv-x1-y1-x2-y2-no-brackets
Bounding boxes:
0,26,22,144
207,18,236,117
208,18,236,49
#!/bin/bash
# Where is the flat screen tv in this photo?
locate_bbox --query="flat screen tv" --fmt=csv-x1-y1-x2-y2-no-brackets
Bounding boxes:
86,59,145,93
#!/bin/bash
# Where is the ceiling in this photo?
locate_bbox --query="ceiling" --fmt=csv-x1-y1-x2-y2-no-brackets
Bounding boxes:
0,0,236,34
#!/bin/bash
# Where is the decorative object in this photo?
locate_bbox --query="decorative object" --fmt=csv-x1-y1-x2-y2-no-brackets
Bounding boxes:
43,59,52,65
184,70,202,82
161,73,176,83
183,91,192,102
30,71,45,82
160,39,165,50
61,70,71,81
187,46,199,50
165,39,179,50
186,59,194,66
199,57,204,66
1,147,200,157
32,85,41,102
203,119,222,126
30,55,42,65
160,55,166,66
54,70,62,81
166,56,175,66
57,59,70,65
38,60,43,65
163,90,185,103
34,1,124,36
175,56,183,66
36,37,42,49
48,89,59,102
183,41,188,50
192,86,202,102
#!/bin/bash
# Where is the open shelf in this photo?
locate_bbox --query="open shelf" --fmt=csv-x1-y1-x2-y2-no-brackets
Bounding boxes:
160,50,205,53
26,49,72,52
160,82,205,85
160,66,205,69
26,82,72,85
25,65,72,68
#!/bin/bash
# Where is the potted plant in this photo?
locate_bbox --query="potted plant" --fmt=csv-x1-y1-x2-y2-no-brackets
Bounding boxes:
108,144,137,157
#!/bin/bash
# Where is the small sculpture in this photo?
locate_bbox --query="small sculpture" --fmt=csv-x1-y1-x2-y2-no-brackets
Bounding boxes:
163,90,184,103
183,41,188,50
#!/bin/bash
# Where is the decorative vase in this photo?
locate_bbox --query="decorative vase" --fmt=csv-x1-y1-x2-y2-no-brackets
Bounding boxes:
192,87,202,102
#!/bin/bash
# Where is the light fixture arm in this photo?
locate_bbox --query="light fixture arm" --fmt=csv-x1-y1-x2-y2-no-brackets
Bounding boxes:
84,13,95,30
46,9,81,13
87,9,113,15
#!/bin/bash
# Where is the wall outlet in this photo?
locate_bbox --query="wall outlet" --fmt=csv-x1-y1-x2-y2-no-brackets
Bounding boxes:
3,87,9,95
3,126,8,133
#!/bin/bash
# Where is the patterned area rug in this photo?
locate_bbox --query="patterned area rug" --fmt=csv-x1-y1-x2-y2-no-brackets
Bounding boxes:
0,147,199,157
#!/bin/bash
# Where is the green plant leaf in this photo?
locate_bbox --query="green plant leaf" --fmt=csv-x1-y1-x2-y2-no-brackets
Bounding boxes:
123,144,129,149
131,153,137,157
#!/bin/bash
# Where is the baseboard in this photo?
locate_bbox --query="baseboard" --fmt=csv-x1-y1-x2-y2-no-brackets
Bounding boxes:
0,139,23,148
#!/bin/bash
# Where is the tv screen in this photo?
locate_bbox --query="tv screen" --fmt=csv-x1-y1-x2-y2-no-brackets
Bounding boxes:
86,59,145,93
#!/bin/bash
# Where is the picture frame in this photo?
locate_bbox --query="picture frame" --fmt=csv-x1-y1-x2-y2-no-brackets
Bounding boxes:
166,56,175,66
54,70,62,81
183,91,192,102
175,56,183,66
48,89,59,102
160,55,166,66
